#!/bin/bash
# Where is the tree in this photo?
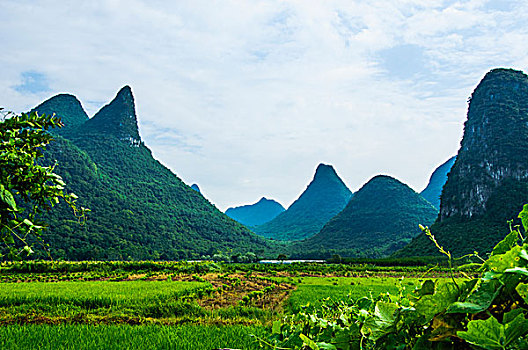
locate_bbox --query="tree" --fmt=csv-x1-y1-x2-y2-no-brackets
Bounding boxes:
0,108,86,259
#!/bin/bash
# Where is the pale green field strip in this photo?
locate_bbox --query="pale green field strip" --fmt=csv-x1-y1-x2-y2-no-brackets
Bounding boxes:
0,324,267,350
287,276,423,312
0,281,207,305
0,280,207,306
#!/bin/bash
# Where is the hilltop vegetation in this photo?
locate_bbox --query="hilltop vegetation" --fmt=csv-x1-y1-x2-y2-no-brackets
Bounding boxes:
32,87,273,260
292,175,438,258
254,164,352,241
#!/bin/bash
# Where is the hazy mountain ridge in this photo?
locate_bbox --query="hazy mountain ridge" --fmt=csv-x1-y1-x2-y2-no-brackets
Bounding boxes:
420,156,456,209
225,197,285,227
253,164,353,241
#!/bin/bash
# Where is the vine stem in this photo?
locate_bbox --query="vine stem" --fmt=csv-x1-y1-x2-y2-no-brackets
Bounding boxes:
421,226,459,292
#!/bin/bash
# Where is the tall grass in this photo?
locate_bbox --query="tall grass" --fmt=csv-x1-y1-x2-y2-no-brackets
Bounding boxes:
0,324,267,350
0,280,207,307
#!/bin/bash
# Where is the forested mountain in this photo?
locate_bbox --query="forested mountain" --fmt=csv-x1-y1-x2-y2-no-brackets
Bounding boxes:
292,175,437,258
31,94,89,134
225,197,285,227
420,156,456,209
34,87,273,260
253,164,352,241
396,68,528,257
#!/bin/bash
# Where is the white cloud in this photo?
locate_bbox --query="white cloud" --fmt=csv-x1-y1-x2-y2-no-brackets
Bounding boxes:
1,0,527,210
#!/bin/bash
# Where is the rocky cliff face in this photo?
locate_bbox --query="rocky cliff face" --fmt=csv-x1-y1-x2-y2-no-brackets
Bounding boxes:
439,68,528,221
395,68,528,257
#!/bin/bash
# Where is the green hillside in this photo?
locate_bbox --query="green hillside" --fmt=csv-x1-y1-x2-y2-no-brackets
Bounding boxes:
253,164,352,241
34,86,273,260
225,197,285,227
292,175,438,258
31,94,89,134
396,68,528,258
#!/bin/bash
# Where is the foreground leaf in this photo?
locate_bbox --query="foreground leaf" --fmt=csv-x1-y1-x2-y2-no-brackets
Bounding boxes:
457,316,505,350
0,184,17,210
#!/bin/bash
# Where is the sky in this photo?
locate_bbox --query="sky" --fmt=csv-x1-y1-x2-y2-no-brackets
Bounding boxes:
2,0,528,211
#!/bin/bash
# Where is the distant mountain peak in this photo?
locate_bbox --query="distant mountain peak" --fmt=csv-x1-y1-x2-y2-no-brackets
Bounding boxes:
117,85,133,97
191,184,201,193
253,163,352,241
83,85,141,146
314,163,338,179
420,156,456,209
294,174,438,258
32,93,89,133
226,197,285,227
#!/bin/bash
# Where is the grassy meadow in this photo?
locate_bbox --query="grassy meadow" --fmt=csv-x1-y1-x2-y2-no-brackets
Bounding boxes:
0,261,458,349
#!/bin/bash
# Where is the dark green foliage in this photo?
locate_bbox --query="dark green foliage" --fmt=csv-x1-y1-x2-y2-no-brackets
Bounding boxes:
0,110,84,259
77,86,140,142
293,175,438,258
32,87,273,260
266,213,528,349
420,156,456,209
398,68,528,258
30,94,89,135
254,164,352,241
226,197,285,227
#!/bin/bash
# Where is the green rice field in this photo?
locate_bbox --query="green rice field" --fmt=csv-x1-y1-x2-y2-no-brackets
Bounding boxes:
0,324,267,350
0,261,457,349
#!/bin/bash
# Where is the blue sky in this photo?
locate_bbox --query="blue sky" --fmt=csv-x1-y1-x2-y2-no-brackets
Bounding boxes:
1,0,527,210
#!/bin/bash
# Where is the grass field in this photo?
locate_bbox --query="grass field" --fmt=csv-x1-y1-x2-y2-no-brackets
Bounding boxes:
0,262,455,349
0,324,267,350
286,276,419,312
0,280,208,306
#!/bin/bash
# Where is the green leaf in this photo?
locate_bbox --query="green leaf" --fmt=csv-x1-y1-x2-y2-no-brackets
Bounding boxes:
415,280,435,297
517,283,528,304
5,234,14,245
504,267,528,277
415,281,460,322
362,301,399,341
272,320,281,334
458,316,505,350
519,204,528,232
446,279,502,314
491,229,520,257
484,246,524,273
315,342,337,350
459,312,528,349
504,312,528,346
300,333,319,350
0,184,17,210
